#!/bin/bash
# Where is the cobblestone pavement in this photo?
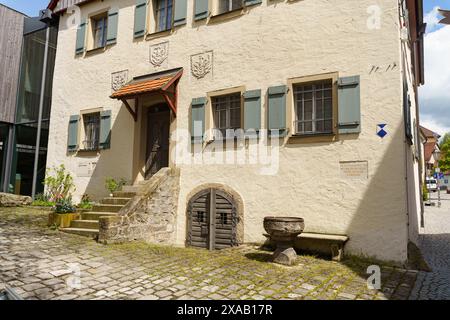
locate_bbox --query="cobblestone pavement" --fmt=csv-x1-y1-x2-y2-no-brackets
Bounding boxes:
410,192,450,300
0,207,417,300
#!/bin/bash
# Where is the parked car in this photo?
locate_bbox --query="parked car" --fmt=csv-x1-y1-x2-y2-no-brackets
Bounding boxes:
426,178,438,192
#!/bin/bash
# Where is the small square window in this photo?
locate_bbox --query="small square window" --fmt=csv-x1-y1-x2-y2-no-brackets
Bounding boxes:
196,211,205,223
219,212,229,225
83,112,100,151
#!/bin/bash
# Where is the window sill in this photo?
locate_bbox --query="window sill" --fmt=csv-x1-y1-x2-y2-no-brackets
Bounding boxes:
146,29,172,40
77,149,100,154
210,8,244,21
86,46,106,54
288,132,337,144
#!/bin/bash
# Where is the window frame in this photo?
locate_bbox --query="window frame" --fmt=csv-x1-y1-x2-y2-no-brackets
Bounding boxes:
287,72,339,144
87,12,109,51
206,86,245,141
147,0,175,35
215,0,244,15
79,108,103,152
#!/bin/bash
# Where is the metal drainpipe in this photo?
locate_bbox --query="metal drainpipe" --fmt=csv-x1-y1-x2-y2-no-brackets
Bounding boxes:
31,24,50,200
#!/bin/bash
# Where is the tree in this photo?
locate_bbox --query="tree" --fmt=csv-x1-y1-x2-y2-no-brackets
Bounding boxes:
439,133,450,173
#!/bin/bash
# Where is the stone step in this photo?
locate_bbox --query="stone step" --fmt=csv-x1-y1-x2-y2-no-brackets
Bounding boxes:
60,228,99,239
113,191,136,198
122,185,140,193
101,197,131,205
81,212,118,221
92,204,123,213
70,220,99,230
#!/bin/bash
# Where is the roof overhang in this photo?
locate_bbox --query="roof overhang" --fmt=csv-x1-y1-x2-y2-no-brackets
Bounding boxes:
110,68,183,121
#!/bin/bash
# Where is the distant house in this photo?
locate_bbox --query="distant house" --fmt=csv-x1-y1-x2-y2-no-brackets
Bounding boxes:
420,126,441,178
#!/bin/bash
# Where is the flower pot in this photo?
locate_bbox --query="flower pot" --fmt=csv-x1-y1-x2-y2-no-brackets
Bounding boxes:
48,212,80,228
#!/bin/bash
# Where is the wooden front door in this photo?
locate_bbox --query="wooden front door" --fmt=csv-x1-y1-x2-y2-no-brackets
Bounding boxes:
187,189,238,250
145,106,170,179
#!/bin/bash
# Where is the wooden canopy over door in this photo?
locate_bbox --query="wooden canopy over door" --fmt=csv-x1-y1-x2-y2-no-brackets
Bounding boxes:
187,189,238,250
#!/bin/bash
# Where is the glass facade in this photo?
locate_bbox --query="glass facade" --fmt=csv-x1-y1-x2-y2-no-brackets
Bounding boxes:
0,22,58,196
0,123,10,190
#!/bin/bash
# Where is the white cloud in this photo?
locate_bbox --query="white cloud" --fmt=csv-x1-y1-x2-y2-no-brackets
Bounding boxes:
419,24,450,136
420,116,448,137
424,6,441,32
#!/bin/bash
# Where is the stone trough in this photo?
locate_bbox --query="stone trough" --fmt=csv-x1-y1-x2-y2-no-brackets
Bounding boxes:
263,217,305,266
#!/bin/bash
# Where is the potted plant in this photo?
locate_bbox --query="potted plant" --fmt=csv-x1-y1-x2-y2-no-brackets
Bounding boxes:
48,197,79,228
105,177,127,197
44,165,79,228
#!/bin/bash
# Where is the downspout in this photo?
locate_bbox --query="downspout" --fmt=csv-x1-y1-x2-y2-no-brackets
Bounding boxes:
31,23,50,199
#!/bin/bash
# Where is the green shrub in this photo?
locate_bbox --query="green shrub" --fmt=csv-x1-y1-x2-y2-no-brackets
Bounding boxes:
32,193,55,207
105,177,127,194
78,194,93,210
44,165,75,203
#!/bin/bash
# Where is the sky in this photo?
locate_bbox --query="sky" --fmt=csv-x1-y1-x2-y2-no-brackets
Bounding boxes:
1,0,449,135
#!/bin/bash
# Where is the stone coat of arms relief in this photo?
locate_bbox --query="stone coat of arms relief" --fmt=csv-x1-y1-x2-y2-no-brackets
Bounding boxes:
190,51,213,80
150,42,169,70
111,70,129,92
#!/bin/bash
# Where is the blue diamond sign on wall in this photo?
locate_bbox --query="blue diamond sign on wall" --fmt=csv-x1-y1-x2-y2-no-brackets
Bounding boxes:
377,124,387,138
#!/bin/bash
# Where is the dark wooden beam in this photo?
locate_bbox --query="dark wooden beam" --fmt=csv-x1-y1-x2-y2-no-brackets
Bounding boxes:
121,98,137,122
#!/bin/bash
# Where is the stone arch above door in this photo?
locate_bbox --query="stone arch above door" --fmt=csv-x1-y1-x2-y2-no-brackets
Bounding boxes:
186,184,244,249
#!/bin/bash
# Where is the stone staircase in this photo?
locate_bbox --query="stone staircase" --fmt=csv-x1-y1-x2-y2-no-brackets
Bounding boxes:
60,186,141,239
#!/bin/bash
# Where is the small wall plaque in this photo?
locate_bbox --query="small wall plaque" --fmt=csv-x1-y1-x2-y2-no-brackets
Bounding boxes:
340,161,369,180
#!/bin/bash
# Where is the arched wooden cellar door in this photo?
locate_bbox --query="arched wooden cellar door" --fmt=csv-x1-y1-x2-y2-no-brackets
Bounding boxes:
187,189,238,250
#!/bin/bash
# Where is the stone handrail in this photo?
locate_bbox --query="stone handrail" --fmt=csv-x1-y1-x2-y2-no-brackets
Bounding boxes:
98,168,173,244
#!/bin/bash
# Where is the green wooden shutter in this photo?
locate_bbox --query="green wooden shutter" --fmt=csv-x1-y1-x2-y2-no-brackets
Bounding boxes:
194,0,209,21
99,110,112,150
174,0,187,26
106,8,119,45
75,19,87,54
267,85,287,136
244,0,262,6
134,0,148,38
68,115,79,152
338,76,361,134
243,90,261,133
191,97,206,143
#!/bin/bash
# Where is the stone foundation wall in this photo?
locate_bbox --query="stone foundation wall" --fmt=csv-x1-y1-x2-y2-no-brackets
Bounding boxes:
98,168,180,244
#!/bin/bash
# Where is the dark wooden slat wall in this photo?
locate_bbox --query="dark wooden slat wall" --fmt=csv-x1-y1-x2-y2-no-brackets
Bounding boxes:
0,5,25,124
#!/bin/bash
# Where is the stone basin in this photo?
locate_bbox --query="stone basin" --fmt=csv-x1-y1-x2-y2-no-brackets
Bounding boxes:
263,217,305,266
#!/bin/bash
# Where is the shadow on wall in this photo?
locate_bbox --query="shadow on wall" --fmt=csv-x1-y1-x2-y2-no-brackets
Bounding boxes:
79,104,135,201
342,124,415,265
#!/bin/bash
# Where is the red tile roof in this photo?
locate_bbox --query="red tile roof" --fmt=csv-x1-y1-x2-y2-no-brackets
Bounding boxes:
420,125,441,139
110,76,172,99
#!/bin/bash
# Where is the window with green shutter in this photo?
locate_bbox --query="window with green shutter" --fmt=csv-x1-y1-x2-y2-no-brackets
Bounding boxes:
244,0,262,7
134,0,148,38
191,97,206,143
99,110,112,150
267,85,287,136
75,19,87,54
173,0,187,26
194,0,209,20
68,115,80,152
338,76,361,134
106,8,119,45
243,89,261,134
